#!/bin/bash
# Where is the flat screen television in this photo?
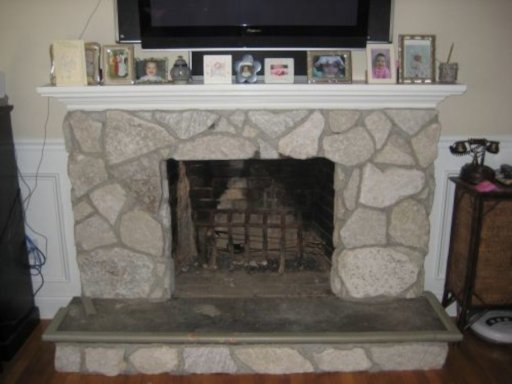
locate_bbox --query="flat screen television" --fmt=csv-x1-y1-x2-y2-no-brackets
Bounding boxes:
138,0,372,49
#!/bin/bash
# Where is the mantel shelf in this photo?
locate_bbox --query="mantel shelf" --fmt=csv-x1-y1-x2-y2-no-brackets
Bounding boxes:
37,83,467,111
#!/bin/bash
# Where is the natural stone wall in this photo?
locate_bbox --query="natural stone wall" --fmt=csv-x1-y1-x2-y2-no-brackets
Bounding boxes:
64,108,440,300
54,341,448,375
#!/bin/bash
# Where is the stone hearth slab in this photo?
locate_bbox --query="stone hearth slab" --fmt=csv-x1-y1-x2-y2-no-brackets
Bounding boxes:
45,292,459,344
46,292,460,375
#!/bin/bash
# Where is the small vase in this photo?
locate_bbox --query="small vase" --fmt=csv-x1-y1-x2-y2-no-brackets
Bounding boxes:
438,63,458,84
170,56,191,84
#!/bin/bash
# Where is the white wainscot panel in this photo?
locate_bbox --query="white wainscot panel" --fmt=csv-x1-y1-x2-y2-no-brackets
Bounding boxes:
15,140,80,319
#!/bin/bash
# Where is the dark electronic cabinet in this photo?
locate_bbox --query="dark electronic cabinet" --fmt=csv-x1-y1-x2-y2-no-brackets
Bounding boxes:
442,177,512,329
0,105,39,361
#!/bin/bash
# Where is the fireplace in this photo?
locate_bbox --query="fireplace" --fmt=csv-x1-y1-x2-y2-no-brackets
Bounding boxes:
38,83,466,375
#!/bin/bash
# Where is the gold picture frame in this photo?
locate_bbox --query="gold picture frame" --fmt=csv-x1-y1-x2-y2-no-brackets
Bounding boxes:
399,35,436,83
102,45,134,85
307,50,352,84
85,42,101,85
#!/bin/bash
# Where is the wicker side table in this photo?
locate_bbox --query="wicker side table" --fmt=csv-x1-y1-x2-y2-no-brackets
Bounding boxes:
442,177,512,329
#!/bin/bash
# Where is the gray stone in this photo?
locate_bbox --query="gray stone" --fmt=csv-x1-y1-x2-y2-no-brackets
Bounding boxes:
328,110,361,133
174,135,257,160
73,200,94,222
374,134,416,166
243,125,260,138
359,164,425,208
278,111,324,159
68,154,108,198
386,110,437,136
154,110,218,139
69,112,103,153
215,117,237,134
313,347,372,372
75,215,116,251
55,344,82,372
229,110,246,128
129,346,179,374
334,192,346,220
79,248,154,298
340,208,387,248
336,247,420,299
105,111,175,165
370,343,448,370
323,127,374,166
85,347,126,376
110,154,163,213
120,210,163,257
389,199,429,249
411,123,441,168
334,165,347,190
364,111,392,149
90,183,127,225
343,169,361,211
183,347,238,374
235,347,314,374
258,139,279,159
248,110,309,138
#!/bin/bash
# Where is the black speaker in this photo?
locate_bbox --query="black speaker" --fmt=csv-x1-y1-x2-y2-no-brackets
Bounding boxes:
115,0,141,43
367,0,393,42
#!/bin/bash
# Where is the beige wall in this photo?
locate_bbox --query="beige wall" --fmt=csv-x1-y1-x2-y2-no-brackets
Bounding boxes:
1,0,511,139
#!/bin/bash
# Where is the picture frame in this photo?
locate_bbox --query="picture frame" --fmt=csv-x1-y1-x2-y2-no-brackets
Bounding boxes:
85,42,101,85
366,43,396,84
102,45,134,85
264,58,294,84
203,55,232,84
134,49,190,82
307,50,352,84
399,35,436,83
135,57,168,84
52,40,88,86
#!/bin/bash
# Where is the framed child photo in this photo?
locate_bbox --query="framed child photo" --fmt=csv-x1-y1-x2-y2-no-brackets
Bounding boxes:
103,45,134,85
399,35,436,83
264,58,294,84
307,50,352,84
366,43,396,84
85,42,101,85
135,57,168,84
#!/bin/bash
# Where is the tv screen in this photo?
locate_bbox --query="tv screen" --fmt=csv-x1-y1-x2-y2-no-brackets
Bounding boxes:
139,0,371,49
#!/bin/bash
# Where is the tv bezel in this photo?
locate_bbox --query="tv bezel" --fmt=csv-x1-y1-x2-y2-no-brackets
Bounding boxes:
138,0,371,49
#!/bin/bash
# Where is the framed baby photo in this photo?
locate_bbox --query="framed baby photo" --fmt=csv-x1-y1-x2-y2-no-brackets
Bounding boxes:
102,45,134,85
52,40,88,86
307,50,352,84
366,43,396,84
399,35,436,83
85,42,101,85
203,55,232,84
264,58,294,84
135,57,168,84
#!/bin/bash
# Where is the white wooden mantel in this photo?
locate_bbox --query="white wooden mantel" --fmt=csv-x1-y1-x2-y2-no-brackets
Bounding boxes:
37,83,467,111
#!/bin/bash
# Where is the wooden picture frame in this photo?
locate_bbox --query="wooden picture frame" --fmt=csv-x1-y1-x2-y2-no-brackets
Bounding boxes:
399,35,436,83
85,42,101,85
307,50,352,84
52,40,88,86
135,57,168,84
264,58,294,84
366,43,396,84
102,45,134,85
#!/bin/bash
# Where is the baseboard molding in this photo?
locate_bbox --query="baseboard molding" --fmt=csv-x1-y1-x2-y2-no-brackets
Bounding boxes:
14,135,512,318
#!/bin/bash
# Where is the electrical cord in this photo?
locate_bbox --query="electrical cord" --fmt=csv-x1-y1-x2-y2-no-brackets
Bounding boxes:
25,235,47,296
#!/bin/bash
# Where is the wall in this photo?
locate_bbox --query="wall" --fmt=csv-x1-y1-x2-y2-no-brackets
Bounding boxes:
1,0,512,139
2,0,512,317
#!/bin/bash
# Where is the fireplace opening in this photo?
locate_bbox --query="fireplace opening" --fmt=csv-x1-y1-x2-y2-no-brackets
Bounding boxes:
167,158,335,297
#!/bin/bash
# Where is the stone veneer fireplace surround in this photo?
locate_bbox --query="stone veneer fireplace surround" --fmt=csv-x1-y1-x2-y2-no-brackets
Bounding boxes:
38,83,466,375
